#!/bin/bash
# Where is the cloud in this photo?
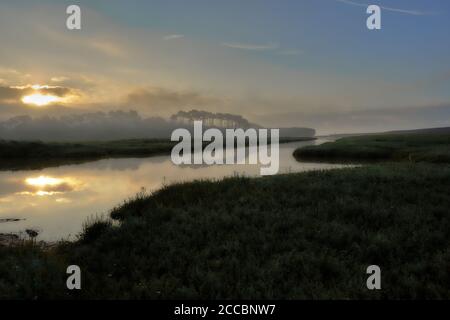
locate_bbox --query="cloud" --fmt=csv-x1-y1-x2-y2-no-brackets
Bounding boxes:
32,85,74,97
221,42,279,51
0,85,77,105
51,76,70,83
0,68,31,85
163,34,184,40
0,2,446,134
335,0,434,16
89,39,127,58
0,86,26,103
126,87,220,115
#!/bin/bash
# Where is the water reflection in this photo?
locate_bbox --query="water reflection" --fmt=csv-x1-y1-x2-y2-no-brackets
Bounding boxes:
0,139,350,241
20,175,83,196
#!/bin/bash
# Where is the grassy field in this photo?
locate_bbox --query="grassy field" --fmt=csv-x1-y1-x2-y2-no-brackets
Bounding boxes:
1,163,449,299
294,133,450,163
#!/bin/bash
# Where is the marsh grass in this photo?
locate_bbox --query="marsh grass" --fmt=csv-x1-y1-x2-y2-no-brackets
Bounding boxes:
79,214,114,244
294,133,450,163
1,163,449,299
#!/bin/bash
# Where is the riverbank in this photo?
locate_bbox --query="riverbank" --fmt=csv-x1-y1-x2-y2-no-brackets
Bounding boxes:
0,139,175,171
1,162,449,299
293,133,450,163
0,137,314,170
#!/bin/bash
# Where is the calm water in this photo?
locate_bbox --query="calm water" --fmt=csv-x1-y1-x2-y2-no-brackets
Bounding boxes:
0,139,350,241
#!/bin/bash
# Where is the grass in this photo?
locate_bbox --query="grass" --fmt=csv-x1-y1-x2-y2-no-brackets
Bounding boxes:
294,133,450,163
1,163,449,299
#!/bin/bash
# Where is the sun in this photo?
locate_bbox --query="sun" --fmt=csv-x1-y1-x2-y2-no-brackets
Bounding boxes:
22,93,61,106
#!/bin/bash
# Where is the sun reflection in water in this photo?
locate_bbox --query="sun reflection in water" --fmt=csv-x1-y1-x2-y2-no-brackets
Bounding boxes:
21,175,82,197
25,176,65,187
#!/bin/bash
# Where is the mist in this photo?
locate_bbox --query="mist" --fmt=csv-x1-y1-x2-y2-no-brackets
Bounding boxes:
0,110,315,141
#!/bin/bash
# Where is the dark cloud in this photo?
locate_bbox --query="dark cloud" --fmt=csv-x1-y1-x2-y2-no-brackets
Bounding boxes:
0,85,76,105
0,86,30,103
39,86,73,97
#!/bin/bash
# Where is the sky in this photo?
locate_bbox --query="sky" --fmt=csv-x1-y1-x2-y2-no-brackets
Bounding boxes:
0,0,449,134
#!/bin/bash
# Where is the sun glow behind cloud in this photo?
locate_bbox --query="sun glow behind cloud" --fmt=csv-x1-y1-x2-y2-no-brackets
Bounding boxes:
14,84,75,106
21,93,61,106
0,1,448,134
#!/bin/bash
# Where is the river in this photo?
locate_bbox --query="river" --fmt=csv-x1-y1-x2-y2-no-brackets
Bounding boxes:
0,138,350,241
